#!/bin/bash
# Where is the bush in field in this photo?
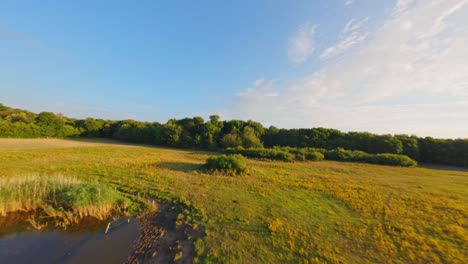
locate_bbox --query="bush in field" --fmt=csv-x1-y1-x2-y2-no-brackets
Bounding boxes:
273,150,295,162
323,148,369,161
203,154,247,175
224,147,323,162
323,148,417,167
224,147,295,162
277,147,325,161
373,153,418,167
225,146,415,166
305,151,325,161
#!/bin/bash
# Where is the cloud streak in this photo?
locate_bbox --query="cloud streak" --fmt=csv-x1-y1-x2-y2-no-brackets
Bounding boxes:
287,22,317,63
320,17,370,60
320,31,368,60
342,17,370,33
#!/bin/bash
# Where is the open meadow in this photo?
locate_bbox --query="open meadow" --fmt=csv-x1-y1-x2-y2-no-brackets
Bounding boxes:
0,138,466,263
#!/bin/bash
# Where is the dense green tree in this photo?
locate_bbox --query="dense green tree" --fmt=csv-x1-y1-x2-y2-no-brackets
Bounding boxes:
163,119,183,146
376,135,403,154
221,131,243,148
241,126,263,148
35,112,67,137
396,135,420,160
202,115,223,149
5,112,35,124
78,118,105,137
262,126,280,148
0,103,11,112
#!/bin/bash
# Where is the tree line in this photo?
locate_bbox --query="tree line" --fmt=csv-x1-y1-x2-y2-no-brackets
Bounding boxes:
1,103,466,167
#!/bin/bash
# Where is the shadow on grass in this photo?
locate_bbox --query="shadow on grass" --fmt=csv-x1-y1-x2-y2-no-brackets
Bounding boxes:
420,163,468,172
157,161,202,173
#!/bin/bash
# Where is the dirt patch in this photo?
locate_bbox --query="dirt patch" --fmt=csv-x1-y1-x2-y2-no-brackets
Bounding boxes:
127,203,203,264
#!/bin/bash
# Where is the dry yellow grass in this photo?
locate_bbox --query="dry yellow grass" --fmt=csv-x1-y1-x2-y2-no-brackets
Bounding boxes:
0,138,132,150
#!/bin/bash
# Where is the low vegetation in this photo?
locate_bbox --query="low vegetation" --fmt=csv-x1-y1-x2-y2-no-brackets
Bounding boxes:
0,175,133,228
0,139,466,263
224,147,297,162
323,148,418,166
224,146,417,166
202,154,247,175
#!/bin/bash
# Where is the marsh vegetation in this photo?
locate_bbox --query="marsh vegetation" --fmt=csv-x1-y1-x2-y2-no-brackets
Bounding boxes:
0,175,133,228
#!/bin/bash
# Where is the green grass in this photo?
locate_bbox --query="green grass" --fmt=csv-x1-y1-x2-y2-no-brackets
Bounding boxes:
0,138,466,263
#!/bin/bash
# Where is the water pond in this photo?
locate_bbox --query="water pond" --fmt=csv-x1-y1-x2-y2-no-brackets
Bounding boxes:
0,217,139,264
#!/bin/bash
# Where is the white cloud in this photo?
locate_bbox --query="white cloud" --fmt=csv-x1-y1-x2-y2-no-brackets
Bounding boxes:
287,22,317,63
345,0,355,6
232,0,468,138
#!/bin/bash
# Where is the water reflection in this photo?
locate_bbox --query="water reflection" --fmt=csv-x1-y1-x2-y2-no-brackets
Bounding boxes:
0,216,139,264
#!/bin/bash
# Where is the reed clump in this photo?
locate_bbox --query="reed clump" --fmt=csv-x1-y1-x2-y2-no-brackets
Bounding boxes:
0,175,132,228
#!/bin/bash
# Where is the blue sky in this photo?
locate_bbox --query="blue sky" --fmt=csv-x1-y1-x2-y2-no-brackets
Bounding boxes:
1,0,467,138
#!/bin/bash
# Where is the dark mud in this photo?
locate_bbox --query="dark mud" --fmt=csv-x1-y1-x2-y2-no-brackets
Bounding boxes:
0,202,203,264
127,203,203,264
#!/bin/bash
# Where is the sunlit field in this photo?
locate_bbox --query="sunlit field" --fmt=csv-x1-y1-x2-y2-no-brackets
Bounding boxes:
0,138,466,263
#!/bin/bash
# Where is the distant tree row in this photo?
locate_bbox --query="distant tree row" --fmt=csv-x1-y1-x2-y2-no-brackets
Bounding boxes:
1,103,467,167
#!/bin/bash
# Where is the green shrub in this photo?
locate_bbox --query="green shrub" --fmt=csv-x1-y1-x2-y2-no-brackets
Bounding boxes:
373,153,418,167
223,147,295,162
280,147,325,161
324,148,368,161
323,148,417,167
305,151,325,161
272,150,295,162
203,154,247,175
225,146,415,166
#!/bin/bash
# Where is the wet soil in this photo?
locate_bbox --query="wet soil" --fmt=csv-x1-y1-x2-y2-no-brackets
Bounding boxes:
127,203,203,264
0,202,202,264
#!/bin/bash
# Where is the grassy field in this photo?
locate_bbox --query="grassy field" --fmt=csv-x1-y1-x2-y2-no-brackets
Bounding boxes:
0,138,466,263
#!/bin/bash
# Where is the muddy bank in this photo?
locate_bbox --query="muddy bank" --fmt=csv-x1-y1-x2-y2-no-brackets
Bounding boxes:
127,203,203,264
0,202,203,264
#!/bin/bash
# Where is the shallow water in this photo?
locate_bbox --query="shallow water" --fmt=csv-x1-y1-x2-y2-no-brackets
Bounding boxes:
0,219,139,264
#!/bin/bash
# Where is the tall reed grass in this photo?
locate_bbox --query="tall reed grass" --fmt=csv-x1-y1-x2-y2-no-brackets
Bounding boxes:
0,175,132,228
